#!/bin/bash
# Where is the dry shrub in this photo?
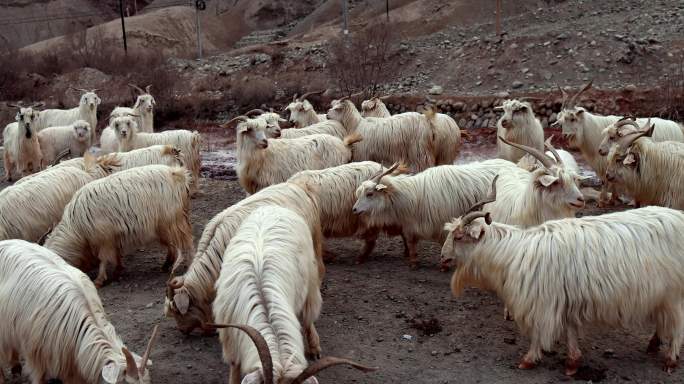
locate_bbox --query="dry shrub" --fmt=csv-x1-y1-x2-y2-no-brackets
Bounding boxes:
230,76,276,108
659,55,684,121
326,22,401,98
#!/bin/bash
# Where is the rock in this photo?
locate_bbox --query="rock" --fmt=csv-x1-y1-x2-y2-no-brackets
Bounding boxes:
624,84,637,92
512,81,524,89
429,85,443,95
145,302,154,309
522,68,530,74
495,91,510,98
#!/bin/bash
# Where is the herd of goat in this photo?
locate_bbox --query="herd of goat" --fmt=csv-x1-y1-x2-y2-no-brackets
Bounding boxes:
0,80,683,383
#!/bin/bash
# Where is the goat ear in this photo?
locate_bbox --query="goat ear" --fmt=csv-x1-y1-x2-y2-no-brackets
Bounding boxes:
173,292,190,314
375,183,388,191
96,96,101,105
101,361,121,383
623,153,637,166
538,174,559,187
467,222,486,240
576,109,585,116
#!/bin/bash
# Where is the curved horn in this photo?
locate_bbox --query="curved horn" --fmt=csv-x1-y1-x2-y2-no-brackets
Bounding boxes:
543,135,563,164
128,83,145,94
568,80,593,108
51,149,71,166
91,88,100,93
138,325,159,376
292,93,298,103
31,102,45,109
207,324,273,384
7,102,21,108
371,162,399,183
245,109,266,117
461,211,492,227
291,356,378,384
122,348,140,379
616,124,654,150
298,89,326,102
466,175,498,213
145,85,152,94
68,86,89,93
556,83,569,109
614,116,640,133
223,115,249,127
498,135,555,170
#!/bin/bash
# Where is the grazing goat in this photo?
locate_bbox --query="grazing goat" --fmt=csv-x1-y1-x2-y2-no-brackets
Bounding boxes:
36,88,100,142
45,165,194,287
235,117,360,194
327,98,436,172
0,240,157,384
352,159,517,269
37,120,92,167
164,181,323,335
285,90,328,128
441,205,684,374
495,99,544,163
3,103,44,180
110,84,155,133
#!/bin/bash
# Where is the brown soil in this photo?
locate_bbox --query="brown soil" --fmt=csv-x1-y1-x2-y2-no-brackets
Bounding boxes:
2,154,682,383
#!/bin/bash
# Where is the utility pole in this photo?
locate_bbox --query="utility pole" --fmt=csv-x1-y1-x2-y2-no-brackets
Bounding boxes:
342,0,348,35
134,0,137,15
195,0,205,59
386,0,389,22
119,0,127,54
495,0,501,36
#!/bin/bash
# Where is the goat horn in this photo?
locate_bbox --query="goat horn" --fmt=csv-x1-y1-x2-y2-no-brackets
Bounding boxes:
616,123,654,150
31,102,45,109
245,109,266,117
556,83,569,110
371,162,399,183
292,93,298,103
466,175,498,213
460,211,492,227
122,348,140,379
543,135,563,164
568,80,593,109
298,89,326,102
68,86,89,93
128,83,145,94
379,95,391,100
7,102,21,108
206,324,273,384
91,88,100,93
615,116,640,132
291,356,378,384
51,149,71,166
145,85,152,94
498,136,555,170
223,115,249,126
138,325,159,376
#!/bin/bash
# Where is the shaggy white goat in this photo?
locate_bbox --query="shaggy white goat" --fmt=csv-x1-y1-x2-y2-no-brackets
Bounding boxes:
235,118,360,194
361,97,391,118
3,104,43,180
102,144,184,171
37,120,92,166
327,99,436,172
352,159,517,269
495,99,544,163
0,240,157,384
0,155,114,242
605,122,684,209
441,205,684,374
111,115,202,195
211,206,375,384
164,181,323,335
110,84,155,133
285,90,328,128
35,88,100,142
45,165,194,287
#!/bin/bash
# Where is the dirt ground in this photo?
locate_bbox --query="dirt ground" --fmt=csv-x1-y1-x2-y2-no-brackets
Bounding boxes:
1,153,684,384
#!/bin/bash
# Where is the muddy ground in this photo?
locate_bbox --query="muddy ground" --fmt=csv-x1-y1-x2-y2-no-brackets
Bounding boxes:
1,153,683,384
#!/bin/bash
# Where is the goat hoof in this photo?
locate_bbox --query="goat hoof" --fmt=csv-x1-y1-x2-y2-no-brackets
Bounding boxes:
518,359,536,370
564,358,581,376
663,358,678,373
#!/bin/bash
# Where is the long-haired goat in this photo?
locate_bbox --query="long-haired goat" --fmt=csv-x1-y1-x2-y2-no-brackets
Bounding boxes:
441,205,684,374
164,181,324,335
285,90,328,128
45,165,194,287
36,88,100,142
0,240,158,383
3,103,44,181
37,120,92,167
352,159,517,269
110,84,155,133
361,97,391,118
495,99,544,162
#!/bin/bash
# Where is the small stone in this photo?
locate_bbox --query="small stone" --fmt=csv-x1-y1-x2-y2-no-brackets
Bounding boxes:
522,67,530,74
431,350,438,356
624,84,637,92
603,349,615,357
429,85,444,95
512,81,524,89
402,334,413,341
494,91,510,98
145,302,154,309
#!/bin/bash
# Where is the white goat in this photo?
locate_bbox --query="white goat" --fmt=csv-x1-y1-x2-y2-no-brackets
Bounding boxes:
45,165,194,287
441,205,684,374
110,84,155,133
327,98,436,172
3,103,43,181
0,155,114,243
361,97,391,118
164,181,323,335
35,88,100,142
211,206,375,384
495,99,544,163
0,239,157,384
605,122,684,209
285,90,328,128
37,120,92,167
111,115,202,195
352,159,517,269
235,117,360,194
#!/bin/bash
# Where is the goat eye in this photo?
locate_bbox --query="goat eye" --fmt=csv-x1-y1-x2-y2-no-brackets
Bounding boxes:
366,192,373,197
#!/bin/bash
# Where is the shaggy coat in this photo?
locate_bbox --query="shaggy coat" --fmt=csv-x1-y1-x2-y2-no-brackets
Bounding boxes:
164,181,324,335
352,159,517,268
441,206,684,372
279,120,348,140
45,165,193,287
37,120,92,166
327,99,436,172
101,145,184,171
3,107,42,181
213,206,322,383
36,91,100,142
430,110,462,165
286,100,327,128
0,240,151,384
496,100,544,162
361,98,391,118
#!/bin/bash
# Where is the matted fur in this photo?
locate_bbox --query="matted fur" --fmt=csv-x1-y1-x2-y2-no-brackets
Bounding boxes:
442,206,684,367
36,91,100,142
164,182,323,335
327,99,435,172
213,206,322,383
37,120,92,166
606,138,684,209
0,163,111,242
101,145,184,171
279,120,348,140
496,100,544,162
353,159,517,266
3,107,42,180
0,240,151,383
286,100,328,128
361,98,391,118
45,165,193,286
237,118,358,194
